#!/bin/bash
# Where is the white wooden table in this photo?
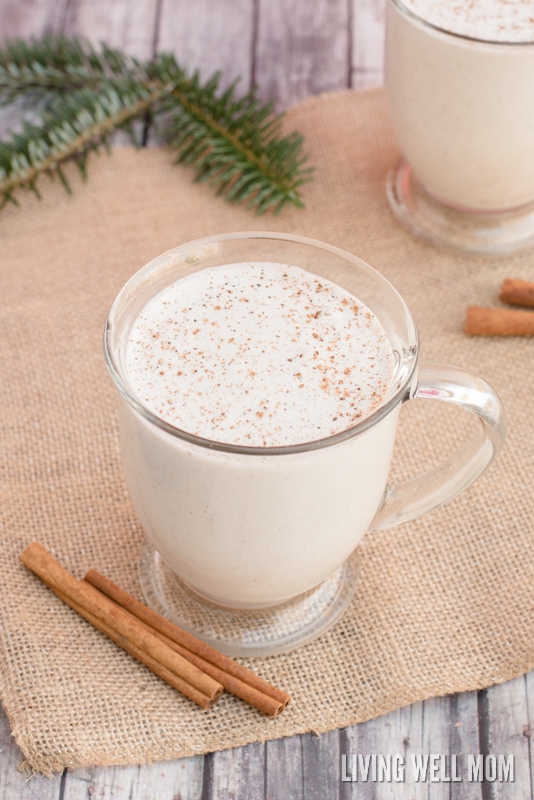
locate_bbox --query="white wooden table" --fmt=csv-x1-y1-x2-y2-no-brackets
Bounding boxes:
1,1,533,797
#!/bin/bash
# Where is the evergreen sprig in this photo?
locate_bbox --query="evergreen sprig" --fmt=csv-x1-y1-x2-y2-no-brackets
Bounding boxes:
0,36,312,214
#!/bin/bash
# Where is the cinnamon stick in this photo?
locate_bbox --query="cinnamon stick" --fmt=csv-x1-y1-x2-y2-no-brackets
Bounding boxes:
499,278,534,308
95,602,285,717
54,589,216,709
84,568,291,714
465,306,534,336
20,543,223,708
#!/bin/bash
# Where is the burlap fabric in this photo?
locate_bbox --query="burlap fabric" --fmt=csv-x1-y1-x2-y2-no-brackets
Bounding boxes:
1,88,533,775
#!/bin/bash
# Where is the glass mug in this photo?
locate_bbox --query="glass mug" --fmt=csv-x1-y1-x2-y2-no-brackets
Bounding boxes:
385,0,534,255
104,232,505,656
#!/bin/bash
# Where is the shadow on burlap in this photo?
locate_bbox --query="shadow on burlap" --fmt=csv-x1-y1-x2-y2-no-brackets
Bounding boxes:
0,88,532,774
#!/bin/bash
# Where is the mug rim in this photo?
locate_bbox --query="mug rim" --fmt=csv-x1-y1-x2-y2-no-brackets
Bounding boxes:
387,0,534,47
104,231,419,456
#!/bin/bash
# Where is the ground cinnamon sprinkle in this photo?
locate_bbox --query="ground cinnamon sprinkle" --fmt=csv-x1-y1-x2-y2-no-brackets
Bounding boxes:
126,262,395,446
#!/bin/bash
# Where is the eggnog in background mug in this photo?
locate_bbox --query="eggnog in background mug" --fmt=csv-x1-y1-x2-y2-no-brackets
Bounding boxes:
105,232,505,656
385,0,534,255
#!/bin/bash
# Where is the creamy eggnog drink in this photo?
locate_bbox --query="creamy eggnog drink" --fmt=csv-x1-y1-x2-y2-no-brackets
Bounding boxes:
122,262,397,607
127,263,395,447
385,0,534,252
105,233,505,654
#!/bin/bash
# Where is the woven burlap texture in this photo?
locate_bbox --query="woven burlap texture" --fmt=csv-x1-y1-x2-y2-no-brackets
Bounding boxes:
1,88,533,775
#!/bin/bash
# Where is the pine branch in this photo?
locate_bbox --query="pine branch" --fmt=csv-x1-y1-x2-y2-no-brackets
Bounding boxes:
0,36,312,214
150,55,312,213
0,81,170,208
0,37,141,102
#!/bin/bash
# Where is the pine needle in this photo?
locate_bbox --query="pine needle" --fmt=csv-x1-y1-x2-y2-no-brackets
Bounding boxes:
0,36,312,214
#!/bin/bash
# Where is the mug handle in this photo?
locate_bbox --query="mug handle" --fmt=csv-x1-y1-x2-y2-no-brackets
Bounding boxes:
370,363,506,530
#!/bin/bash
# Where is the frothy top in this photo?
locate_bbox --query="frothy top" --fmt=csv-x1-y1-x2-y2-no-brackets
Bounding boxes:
126,262,395,447
400,0,534,42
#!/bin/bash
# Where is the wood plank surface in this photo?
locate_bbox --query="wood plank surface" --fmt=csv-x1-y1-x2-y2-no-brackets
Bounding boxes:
63,0,160,61
0,0,69,40
484,675,533,799
342,694,484,800
157,0,255,92
0,1,533,798
61,754,204,800
0,704,62,799
255,0,350,109
351,0,386,88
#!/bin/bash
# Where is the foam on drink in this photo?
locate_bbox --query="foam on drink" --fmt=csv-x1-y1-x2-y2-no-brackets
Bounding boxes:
400,0,534,42
126,262,395,447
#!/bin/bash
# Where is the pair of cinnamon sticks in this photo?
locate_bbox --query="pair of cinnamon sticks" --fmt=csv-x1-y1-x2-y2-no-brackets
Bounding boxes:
465,277,534,336
20,542,290,716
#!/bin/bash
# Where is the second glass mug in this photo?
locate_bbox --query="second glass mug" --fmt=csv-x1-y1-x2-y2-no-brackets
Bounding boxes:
105,232,505,656
385,0,534,255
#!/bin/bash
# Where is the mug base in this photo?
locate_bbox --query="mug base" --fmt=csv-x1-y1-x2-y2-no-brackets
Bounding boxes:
138,544,361,657
387,161,534,256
